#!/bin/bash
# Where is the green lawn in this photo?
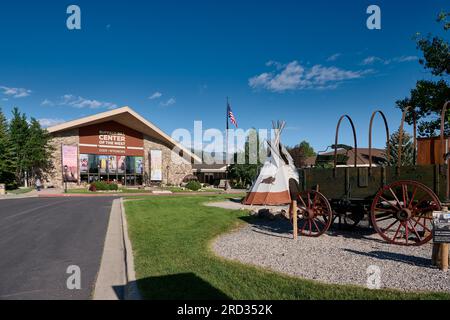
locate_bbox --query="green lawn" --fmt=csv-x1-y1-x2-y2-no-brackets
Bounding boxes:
66,188,151,194
66,187,222,194
8,187,33,195
124,195,450,300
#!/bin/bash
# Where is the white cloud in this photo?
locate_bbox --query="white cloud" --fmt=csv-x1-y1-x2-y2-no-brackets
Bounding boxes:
41,99,55,106
38,118,66,128
393,55,419,63
361,55,419,65
149,91,163,100
326,53,341,61
160,97,176,107
361,56,385,65
0,86,32,98
59,94,118,109
249,60,370,92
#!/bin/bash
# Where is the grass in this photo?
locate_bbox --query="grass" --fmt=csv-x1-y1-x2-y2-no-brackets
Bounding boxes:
124,194,450,300
8,187,33,195
65,186,223,194
162,186,222,193
66,188,151,194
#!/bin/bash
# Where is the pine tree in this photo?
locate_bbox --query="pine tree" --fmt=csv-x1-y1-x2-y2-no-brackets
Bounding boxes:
23,118,55,180
9,107,29,185
385,129,415,166
0,108,15,188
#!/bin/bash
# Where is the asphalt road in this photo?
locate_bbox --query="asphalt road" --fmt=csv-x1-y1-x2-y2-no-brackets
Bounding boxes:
0,197,115,300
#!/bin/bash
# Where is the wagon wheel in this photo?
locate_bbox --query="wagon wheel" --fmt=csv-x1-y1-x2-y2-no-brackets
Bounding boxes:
370,180,441,246
293,190,333,237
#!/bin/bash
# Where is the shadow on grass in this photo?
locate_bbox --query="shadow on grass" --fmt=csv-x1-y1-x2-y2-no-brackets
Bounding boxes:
131,272,231,300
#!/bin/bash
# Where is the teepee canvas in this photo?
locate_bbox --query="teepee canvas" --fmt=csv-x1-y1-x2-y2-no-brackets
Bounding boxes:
243,121,299,206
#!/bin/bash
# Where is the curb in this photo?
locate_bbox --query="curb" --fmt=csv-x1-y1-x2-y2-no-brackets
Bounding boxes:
120,198,142,300
92,199,127,300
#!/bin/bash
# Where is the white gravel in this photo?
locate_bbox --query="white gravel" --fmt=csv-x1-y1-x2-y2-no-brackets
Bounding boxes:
211,202,450,293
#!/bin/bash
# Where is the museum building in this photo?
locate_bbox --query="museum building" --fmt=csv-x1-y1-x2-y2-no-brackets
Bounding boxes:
46,107,197,188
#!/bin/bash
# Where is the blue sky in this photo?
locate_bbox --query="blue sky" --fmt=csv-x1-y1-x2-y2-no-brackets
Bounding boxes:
0,0,448,151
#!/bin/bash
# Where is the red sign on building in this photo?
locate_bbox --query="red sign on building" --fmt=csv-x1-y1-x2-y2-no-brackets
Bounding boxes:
79,121,144,156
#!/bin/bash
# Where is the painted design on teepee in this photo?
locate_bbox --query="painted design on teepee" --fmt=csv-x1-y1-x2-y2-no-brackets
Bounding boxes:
243,121,299,206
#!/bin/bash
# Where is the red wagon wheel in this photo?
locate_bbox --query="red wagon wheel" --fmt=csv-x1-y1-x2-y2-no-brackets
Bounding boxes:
292,190,333,237
370,180,441,246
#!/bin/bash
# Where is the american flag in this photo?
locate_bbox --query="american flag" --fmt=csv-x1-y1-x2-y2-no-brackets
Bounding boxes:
227,104,238,128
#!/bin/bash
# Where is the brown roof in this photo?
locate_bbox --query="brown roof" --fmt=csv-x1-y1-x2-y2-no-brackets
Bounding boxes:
304,148,386,167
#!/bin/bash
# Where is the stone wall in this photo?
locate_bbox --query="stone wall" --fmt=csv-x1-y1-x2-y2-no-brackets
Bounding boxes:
143,135,192,186
47,129,80,188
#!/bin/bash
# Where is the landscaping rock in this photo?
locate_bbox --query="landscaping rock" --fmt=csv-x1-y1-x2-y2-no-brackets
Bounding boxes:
213,219,450,293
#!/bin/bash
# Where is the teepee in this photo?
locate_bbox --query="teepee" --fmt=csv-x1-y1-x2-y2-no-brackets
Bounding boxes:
243,121,299,206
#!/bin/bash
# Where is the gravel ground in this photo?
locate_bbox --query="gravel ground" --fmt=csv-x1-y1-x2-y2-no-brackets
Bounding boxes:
210,202,450,293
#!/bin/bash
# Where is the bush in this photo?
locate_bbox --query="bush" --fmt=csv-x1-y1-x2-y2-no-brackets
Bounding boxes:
89,181,119,191
185,180,201,191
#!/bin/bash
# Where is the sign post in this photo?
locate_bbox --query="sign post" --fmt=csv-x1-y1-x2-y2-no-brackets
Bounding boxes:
432,208,450,271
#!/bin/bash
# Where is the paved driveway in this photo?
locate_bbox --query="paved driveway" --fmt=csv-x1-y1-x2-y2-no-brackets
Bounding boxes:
0,197,114,300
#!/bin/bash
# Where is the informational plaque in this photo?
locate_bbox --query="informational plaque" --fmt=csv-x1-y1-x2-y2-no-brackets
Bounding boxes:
150,150,162,181
433,211,450,243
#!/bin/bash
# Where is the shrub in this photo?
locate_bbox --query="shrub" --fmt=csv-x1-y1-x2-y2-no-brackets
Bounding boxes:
89,181,118,191
185,180,201,191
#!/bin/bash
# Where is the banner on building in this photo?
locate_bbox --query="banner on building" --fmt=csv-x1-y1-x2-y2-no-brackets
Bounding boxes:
99,156,108,174
80,154,89,174
108,156,117,174
150,150,162,181
62,145,78,182
118,156,126,174
135,157,144,175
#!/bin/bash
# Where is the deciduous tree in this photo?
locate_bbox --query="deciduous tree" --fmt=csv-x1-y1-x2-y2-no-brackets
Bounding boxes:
397,11,450,137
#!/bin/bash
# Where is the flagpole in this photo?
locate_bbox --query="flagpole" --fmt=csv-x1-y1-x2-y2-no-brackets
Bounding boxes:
226,97,229,167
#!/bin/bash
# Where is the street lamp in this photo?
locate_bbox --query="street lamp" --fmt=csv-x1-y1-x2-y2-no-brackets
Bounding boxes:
63,165,68,193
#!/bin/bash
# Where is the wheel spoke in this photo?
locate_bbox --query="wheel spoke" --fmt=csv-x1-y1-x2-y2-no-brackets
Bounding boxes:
312,219,320,232
411,217,431,233
389,187,402,208
382,219,399,233
300,220,308,234
379,196,400,211
307,192,311,209
405,222,409,245
298,195,307,209
408,186,418,208
402,184,409,208
312,192,318,208
392,222,403,242
408,220,422,241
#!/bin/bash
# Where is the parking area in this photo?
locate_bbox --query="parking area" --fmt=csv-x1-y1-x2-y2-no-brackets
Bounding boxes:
0,197,115,299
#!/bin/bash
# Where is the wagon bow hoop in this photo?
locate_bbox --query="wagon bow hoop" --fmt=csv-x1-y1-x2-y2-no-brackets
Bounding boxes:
440,101,450,201
369,110,390,173
440,101,450,164
334,115,358,174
